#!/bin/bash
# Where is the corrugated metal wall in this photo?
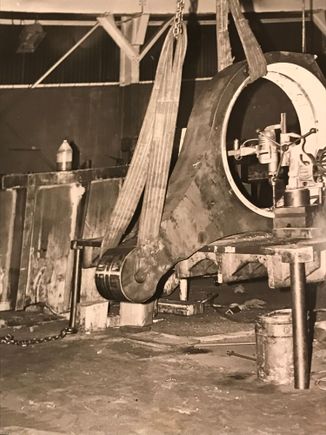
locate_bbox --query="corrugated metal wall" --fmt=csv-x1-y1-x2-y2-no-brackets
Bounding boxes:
140,21,218,80
0,18,324,85
0,25,120,84
140,18,325,81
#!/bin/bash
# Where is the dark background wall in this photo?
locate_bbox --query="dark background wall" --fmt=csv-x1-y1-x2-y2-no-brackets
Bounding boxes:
0,16,325,175
0,25,119,84
0,86,122,173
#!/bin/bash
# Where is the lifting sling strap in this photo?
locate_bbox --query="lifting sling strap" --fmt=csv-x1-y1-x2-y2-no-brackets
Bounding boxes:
216,0,233,71
216,0,267,80
101,0,266,257
100,24,187,257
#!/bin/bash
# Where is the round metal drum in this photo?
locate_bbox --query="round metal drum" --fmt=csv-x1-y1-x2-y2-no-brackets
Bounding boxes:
255,309,293,385
95,246,136,302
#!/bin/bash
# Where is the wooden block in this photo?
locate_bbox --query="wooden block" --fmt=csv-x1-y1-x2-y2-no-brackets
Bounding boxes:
119,301,155,327
179,278,189,301
80,268,107,304
107,315,120,328
158,299,204,316
79,301,109,332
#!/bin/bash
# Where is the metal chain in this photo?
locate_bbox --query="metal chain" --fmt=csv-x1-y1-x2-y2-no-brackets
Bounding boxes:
173,0,185,39
0,326,75,347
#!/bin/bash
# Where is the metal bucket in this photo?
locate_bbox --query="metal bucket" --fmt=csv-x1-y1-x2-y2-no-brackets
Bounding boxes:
255,309,293,385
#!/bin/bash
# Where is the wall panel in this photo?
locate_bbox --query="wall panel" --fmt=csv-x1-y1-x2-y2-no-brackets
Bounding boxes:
0,85,122,174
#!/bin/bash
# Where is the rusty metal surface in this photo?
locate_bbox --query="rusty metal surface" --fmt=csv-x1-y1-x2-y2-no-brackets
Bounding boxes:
175,229,326,287
18,184,84,312
256,310,294,385
0,190,16,310
99,52,325,303
2,167,126,311
1,166,127,190
202,235,326,257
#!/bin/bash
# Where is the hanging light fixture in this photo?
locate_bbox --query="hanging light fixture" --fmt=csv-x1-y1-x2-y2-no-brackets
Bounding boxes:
17,22,46,53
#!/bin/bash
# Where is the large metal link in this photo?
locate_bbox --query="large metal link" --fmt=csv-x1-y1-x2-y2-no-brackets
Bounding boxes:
0,326,74,347
173,0,185,38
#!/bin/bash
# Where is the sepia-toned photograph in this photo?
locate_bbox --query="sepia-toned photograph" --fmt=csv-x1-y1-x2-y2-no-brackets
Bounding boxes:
0,1,325,434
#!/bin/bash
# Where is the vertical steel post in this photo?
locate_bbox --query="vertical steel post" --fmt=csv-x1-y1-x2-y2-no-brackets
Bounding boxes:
289,260,309,389
68,246,82,333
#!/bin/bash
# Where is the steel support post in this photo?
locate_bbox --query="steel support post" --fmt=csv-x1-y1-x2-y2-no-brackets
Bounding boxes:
289,260,309,389
68,246,82,333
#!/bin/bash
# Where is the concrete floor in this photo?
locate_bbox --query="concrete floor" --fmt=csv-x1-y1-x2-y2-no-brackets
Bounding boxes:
1,279,326,435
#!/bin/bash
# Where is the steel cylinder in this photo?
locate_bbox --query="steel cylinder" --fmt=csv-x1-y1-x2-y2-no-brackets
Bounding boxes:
290,261,309,389
255,309,293,385
284,188,310,207
95,246,135,302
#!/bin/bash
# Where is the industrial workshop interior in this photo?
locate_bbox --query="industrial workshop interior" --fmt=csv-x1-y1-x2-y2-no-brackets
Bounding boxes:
0,0,326,434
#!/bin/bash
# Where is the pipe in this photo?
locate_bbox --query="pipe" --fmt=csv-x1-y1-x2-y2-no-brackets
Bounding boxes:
0,77,211,89
301,0,306,53
289,260,309,389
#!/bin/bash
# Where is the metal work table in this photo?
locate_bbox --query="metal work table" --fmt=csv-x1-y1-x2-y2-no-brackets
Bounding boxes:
200,231,326,389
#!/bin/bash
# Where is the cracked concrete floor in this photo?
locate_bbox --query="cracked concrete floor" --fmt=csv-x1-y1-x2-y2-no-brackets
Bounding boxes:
1,279,326,435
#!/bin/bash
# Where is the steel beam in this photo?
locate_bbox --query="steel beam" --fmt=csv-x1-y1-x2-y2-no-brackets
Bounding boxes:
98,15,138,61
119,14,149,85
1,0,326,15
313,11,326,37
0,17,313,27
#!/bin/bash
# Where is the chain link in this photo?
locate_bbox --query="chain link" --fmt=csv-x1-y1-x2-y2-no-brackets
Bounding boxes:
0,326,76,347
173,0,185,39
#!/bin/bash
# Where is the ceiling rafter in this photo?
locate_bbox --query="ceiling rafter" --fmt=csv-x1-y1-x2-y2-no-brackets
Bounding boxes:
1,0,326,15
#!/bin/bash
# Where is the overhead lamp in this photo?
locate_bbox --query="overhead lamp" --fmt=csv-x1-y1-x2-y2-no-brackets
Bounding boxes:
17,23,46,53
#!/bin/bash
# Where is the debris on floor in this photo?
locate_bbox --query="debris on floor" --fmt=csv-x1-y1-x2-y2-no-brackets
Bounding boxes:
234,284,246,294
1,278,326,434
